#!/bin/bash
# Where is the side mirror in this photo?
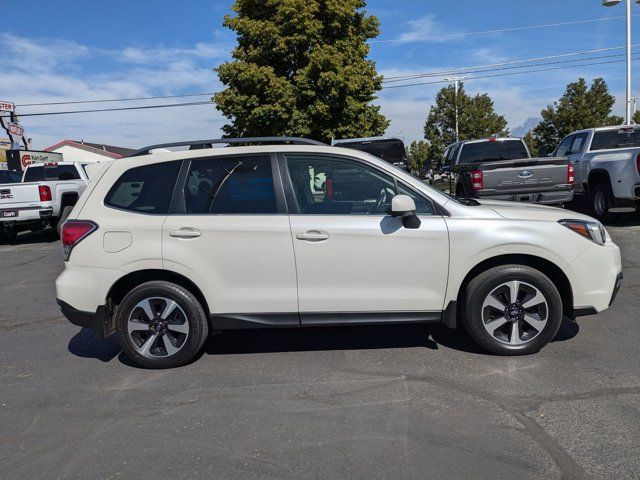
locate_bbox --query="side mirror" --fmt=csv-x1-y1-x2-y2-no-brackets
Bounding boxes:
441,165,452,173
391,195,421,229
538,146,548,157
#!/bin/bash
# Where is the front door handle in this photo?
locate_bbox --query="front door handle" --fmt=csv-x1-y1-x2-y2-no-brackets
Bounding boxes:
296,231,329,242
169,228,201,239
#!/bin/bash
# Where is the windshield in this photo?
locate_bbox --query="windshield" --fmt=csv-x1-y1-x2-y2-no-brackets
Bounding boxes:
590,128,640,151
458,140,529,164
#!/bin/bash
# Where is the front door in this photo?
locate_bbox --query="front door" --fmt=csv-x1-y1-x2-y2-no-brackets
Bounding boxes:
283,154,449,324
162,154,298,323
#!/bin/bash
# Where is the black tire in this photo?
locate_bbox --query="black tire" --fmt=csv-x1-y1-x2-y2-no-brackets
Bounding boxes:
462,265,563,356
116,281,209,368
0,231,17,244
589,182,617,225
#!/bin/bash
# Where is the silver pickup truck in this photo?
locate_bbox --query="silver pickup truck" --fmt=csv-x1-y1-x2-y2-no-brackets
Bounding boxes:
437,137,573,205
552,126,640,223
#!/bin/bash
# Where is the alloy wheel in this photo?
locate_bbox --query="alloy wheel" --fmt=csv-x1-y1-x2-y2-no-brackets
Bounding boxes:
126,297,190,358
481,281,548,346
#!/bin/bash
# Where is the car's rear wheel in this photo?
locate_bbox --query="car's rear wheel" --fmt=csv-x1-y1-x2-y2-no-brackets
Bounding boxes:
116,281,209,368
462,265,563,355
589,182,617,224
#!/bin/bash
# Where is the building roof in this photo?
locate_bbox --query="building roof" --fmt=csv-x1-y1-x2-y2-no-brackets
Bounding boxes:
44,139,136,159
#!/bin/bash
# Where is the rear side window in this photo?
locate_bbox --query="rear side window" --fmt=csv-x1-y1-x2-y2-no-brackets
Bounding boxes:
105,161,181,214
458,140,529,164
23,164,81,182
183,155,277,214
590,128,640,151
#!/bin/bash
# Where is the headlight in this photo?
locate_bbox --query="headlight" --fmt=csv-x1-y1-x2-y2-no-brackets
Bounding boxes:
558,219,606,246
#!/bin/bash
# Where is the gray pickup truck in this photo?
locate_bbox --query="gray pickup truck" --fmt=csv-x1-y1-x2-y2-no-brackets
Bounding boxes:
437,137,574,205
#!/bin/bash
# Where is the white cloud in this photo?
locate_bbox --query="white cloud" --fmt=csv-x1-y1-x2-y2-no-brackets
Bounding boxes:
377,15,461,44
1,34,228,149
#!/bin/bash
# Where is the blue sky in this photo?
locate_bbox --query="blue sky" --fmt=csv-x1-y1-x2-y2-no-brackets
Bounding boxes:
2,0,639,149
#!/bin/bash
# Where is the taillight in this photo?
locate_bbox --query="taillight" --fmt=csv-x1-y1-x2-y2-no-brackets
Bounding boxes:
636,153,640,175
471,170,483,191
567,163,575,185
62,221,97,261
39,185,52,202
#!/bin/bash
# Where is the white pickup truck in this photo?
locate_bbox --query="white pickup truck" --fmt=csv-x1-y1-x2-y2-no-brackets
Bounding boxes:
0,162,89,242
552,125,640,222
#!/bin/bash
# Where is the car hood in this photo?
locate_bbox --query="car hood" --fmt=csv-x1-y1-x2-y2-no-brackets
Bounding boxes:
476,199,597,222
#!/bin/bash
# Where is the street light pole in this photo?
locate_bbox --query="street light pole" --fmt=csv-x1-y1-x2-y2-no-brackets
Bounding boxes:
445,76,466,142
603,0,640,125
626,0,632,124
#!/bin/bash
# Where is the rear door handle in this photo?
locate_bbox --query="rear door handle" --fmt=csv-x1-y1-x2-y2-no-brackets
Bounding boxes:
169,228,201,239
296,231,329,242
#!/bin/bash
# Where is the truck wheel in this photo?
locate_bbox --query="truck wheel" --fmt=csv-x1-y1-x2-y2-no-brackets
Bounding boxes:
0,231,17,244
462,265,563,355
589,182,617,224
116,281,209,368
56,206,74,236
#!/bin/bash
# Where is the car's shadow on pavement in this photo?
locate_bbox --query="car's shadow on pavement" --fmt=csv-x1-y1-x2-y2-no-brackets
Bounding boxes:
68,328,121,362
68,317,580,366
1,229,59,246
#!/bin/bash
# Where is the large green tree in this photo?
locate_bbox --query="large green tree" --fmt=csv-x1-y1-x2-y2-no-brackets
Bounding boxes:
213,0,388,142
423,83,509,161
528,78,623,154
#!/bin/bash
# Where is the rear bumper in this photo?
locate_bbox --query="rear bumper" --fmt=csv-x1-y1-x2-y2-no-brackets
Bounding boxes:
57,299,111,338
0,207,54,231
482,190,573,205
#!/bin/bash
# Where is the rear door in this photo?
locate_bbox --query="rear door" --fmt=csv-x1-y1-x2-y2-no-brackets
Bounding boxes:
282,153,449,322
162,154,298,320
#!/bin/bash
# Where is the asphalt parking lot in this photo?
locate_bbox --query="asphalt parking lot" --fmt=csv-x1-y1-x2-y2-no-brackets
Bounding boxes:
1,215,639,480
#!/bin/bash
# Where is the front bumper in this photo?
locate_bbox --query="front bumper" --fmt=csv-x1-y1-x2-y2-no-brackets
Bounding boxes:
569,239,622,314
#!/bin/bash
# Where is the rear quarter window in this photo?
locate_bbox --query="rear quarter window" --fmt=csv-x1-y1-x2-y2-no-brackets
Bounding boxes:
105,161,181,214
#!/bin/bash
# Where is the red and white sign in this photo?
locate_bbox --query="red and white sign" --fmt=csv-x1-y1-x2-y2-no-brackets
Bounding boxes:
19,150,63,169
0,101,14,112
8,122,23,136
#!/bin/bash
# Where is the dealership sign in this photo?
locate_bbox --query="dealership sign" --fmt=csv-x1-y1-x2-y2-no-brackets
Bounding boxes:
8,122,23,136
0,101,14,112
6,150,63,171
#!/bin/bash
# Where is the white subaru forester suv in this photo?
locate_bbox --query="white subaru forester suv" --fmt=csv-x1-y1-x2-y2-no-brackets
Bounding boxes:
55,138,623,368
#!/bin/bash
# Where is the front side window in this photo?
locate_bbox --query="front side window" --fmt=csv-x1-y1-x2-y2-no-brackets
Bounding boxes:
555,135,575,157
286,155,433,215
105,161,181,214
184,155,277,214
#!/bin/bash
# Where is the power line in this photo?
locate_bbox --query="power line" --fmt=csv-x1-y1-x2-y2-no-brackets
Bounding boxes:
372,14,639,44
7,53,640,116
1,101,213,118
16,92,215,107
383,55,640,90
384,52,629,84
15,45,640,108
382,44,640,82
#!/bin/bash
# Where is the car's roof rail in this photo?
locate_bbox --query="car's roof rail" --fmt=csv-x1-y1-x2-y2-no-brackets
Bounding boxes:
129,137,326,157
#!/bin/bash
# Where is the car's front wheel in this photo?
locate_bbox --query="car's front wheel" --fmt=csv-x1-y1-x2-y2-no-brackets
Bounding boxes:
116,281,209,368
462,265,563,355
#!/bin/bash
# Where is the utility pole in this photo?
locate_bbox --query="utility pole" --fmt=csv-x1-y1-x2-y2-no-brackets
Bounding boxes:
445,76,466,142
